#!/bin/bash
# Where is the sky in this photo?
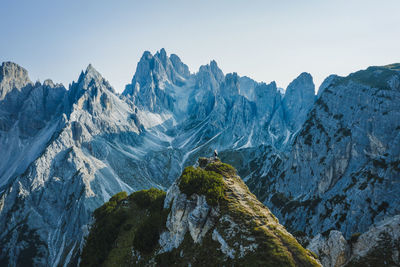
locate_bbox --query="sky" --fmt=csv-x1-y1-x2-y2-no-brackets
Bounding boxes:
1,0,399,92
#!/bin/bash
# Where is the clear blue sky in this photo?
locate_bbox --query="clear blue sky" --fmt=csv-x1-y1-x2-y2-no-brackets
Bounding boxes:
1,0,399,92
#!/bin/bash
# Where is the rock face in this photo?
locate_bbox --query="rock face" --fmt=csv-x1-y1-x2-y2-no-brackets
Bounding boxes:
159,183,220,252
81,158,321,266
0,74,66,187
0,62,32,100
248,64,400,241
307,215,400,267
282,72,315,132
123,48,190,113
0,63,175,266
307,231,350,267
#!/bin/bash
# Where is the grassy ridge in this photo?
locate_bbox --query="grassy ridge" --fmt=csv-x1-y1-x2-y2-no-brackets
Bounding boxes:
80,188,167,267
80,159,320,266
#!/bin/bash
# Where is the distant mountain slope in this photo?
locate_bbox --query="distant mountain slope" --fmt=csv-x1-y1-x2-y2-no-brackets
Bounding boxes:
248,64,400,239
81,158,321,267
0,62,66,188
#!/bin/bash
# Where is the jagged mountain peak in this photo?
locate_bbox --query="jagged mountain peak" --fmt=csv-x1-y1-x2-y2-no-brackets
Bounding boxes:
269,80,277,87
85,63,96,74
154,48,168,64
0,61,29,79
67,65,116,114
221,72,240,97
317,74,340,98
43,79,55,87
282,72,316,132
197,60,220,74
209,59,220,72
223,72,239,87
256,80,278,92
254,81,279,107
0,61,32,100
123,49,192,112
285,72,315,94
238,76,258,101
134,50,153,66
82,64,107,84
169,53,190,79
156,47,167,56
74,64,105,87
252,80,281,124
80,64,113,90
195,60,224,92
198,59,223,76
41,79,64,89
133,48,190,86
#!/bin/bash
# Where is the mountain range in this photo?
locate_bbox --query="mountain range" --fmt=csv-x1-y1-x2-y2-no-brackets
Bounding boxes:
0,49,399,266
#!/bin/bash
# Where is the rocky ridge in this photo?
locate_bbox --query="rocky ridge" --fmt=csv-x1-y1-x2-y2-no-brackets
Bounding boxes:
81,158,321,266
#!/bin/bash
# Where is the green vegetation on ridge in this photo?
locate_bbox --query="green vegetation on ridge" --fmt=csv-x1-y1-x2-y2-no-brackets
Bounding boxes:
80,188,167,267
81,159,320,267
333,65,400,90
179,165,225,206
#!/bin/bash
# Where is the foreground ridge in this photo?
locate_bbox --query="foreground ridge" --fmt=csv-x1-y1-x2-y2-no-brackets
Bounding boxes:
81,157,321,266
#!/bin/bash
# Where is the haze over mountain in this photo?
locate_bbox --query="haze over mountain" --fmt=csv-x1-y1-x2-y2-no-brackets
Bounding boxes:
0,50,399,266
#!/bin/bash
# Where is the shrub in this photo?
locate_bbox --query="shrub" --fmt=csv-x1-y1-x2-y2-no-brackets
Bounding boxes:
129,188,166,210
109,191,128,202
179,166,225,206
93,191,128,220
81,195,129,266
133,213,164,254
205,162,236,176
81,189,167,266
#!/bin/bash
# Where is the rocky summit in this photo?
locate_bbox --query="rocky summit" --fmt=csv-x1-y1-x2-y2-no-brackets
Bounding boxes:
81,158,320,266
0,49,399,266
